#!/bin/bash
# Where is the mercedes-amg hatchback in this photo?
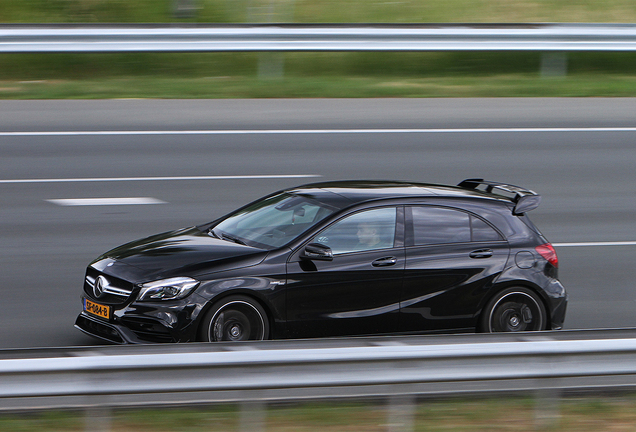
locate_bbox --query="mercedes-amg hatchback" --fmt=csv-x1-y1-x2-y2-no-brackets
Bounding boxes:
75,179,567,344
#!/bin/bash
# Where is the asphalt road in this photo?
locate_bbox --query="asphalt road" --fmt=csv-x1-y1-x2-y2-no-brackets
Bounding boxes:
1,98,635,349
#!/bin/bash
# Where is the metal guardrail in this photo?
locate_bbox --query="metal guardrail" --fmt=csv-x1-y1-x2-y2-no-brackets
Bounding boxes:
3,330,636,412
1,23,636,53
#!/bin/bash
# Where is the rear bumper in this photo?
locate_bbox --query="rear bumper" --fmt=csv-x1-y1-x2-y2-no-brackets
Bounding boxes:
550,293,568,330
545,279,568,330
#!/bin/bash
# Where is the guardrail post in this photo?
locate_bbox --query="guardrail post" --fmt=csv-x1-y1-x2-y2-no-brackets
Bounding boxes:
248,0,295,79
534,388,561,430
173,0,198,18
540,52,567,77
84,405,112,432
239,400,266,432
386,394,415,432
258,52,285,79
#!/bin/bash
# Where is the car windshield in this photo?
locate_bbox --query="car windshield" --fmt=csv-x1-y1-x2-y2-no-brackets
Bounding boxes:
212,193,336,249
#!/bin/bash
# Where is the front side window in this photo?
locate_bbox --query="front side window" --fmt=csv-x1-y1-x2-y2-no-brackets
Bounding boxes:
213,193,335,248
313,208,397,255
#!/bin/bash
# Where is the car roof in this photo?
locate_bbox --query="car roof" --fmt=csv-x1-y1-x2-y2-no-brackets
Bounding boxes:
286,180,511,208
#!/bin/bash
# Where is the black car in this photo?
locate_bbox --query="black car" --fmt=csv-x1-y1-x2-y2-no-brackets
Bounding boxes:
75,179,567,344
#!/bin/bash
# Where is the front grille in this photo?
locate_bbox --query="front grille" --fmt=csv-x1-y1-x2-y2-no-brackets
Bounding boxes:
84,268,135,305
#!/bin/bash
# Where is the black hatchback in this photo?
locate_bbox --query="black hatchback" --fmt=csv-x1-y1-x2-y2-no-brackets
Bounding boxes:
75,179,567,344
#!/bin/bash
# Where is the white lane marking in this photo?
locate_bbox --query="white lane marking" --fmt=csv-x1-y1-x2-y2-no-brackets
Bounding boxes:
47,197,166,206
1,127,636,136
0,174,321,184
553,241,636,247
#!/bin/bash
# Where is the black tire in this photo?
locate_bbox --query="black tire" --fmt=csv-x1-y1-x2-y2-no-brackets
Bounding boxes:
480,287,547,332
198,295,269,342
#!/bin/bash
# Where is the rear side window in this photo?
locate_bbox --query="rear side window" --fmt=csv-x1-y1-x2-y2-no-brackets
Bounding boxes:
411,206,470,245
410,206,503,245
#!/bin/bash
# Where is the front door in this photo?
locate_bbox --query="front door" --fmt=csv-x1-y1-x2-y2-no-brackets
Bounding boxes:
285,207,405,338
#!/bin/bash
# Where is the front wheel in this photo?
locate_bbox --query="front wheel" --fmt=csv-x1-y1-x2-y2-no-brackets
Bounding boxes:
199,295,269,342
480,287,547,332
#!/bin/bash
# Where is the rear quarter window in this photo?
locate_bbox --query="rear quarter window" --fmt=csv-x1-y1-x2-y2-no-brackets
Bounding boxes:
471,216,503,242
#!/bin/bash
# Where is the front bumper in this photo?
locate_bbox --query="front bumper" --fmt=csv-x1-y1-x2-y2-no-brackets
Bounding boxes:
75,312,153,344
75,310,201,344
75,293,205,343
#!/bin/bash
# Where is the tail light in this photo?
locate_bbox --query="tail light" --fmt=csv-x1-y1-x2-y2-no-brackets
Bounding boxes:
535,243,558,268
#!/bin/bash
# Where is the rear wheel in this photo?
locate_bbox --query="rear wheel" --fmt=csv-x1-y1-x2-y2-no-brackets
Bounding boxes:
480,287,547,332
199,295,269,342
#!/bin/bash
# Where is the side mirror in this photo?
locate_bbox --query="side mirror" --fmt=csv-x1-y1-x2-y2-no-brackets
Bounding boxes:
301,243,333,261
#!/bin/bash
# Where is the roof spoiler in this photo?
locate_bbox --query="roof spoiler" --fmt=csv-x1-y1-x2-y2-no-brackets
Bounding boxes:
457,178,541,215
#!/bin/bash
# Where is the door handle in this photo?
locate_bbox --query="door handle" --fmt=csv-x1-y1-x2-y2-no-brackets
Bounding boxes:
469,249,493,259
372,256,398,267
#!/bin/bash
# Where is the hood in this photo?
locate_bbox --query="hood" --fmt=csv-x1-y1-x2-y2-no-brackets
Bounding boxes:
97,227,268,279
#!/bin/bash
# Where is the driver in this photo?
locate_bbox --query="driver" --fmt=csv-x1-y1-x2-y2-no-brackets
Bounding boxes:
356,221,388,250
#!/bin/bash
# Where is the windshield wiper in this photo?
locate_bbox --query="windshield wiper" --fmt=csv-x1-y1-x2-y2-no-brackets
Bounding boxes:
207,228,220,239
220,232,247,246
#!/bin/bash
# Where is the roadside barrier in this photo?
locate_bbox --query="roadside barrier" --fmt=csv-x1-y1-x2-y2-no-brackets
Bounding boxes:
2,23,635,77
1,24,636,53
2,330,636,431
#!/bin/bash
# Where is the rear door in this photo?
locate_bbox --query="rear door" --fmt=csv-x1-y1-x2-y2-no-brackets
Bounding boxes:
400,205,509,332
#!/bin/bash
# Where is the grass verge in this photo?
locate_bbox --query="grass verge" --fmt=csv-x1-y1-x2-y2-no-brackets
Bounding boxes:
1,52,636,99
3,75,636,99
1,0,636,23
2,395,636,431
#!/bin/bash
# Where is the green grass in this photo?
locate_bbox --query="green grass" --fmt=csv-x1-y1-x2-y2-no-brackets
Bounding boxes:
2,74,636,99
1,51,635,99
3,396,636,431
1,0,636,23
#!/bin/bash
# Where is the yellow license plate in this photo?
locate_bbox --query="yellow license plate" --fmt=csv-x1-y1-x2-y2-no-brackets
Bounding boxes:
84,298,111,320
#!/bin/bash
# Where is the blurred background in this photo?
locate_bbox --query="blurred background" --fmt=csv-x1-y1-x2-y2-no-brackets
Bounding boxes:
0,0,635,98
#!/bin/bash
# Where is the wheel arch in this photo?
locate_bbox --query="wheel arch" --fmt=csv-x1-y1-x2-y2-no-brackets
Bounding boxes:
195,290,276,341
478,281,551,332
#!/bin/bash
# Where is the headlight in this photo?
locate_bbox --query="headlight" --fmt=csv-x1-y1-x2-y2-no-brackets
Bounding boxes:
137,277,200,301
